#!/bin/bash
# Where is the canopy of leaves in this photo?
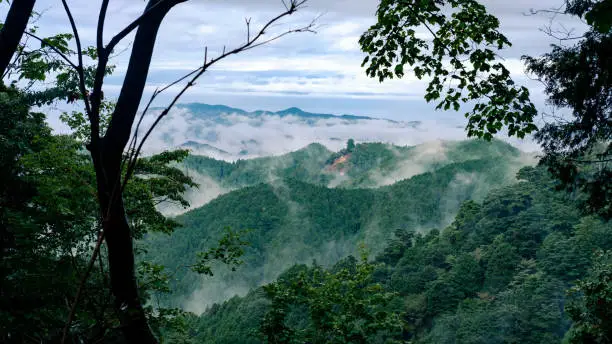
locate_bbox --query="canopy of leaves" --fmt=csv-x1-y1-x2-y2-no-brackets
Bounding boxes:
0,86,202,342
260,249,405,344
146,153,518,308
523,0,612,219
564,250,612,343
360,0,537,140
182,139,522,189
163,165,612,343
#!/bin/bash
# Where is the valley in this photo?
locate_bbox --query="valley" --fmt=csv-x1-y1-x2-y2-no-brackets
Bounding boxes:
144,138,534,313
3,0,610,342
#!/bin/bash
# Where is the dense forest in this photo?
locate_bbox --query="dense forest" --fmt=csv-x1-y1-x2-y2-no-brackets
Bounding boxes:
159,166,612,343
145,140,525,309
180,139,528,189
1,0,610,343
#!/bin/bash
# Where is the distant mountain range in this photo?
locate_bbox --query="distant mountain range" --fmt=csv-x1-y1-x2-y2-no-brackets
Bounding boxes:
141,103,430,159
168,103,378,121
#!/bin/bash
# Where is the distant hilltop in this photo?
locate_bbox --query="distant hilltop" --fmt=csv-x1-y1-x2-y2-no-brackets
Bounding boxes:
168,103,386,122
141,102,429,159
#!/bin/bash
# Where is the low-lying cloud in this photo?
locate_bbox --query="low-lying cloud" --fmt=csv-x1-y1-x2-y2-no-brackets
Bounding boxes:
139,104,539,160
157,170,230,216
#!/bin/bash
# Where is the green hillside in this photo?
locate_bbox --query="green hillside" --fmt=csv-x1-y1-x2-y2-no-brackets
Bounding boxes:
181,142,334,188
144,154,522,311
180,139,529,189
161,166,612,344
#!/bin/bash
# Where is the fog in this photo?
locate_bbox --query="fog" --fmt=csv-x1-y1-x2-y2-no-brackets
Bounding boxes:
138,105,540,160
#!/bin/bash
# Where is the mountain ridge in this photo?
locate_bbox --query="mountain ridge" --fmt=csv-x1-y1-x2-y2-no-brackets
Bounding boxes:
168,103,382,121
145,140,532,312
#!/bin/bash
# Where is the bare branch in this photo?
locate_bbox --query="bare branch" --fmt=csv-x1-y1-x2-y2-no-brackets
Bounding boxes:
60,0,92,115
109,41,133,59
524,3,586,45
246,17,251,43
122,0,315,188
126,86,161,172
539,24,585,43
61,231,105,344
241,20,317,52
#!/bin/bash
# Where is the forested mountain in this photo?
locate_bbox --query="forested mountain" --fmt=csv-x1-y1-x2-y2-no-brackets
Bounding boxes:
181,139,528,189
144,142,529,312
160,166,612,344
2,0,610,342
164,139,533,214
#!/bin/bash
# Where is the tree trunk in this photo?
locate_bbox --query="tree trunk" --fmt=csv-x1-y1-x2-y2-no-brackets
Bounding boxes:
0,0,36,78
91,1,185,342
102,184,157,343
92,140,159,343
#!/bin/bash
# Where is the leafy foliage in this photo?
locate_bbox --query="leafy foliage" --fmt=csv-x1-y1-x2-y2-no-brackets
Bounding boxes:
522,0,612,219
0,86,205,342
147,153,518,308
165,165,611,344
183,139,524,189
261,248,405,344
565,250,612,343
360,0,537,140
192,228,251,276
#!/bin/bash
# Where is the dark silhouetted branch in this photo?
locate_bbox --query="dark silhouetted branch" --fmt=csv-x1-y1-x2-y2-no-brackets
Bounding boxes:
0,0,36,78
122,0,316,187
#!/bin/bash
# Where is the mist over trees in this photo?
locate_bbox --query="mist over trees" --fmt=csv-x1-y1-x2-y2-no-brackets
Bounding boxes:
360,0,611,220
176,166,612,343
0,0,611,343
1,0,313,342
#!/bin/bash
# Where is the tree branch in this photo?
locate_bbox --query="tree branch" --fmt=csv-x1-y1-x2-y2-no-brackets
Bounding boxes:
0,0,36,79
22,31,79,70
60,0,92,116
122,0,315,187
61,231,106,344
103,0,187,157
97,0,109,55
106,0,181,55
88,0,110,142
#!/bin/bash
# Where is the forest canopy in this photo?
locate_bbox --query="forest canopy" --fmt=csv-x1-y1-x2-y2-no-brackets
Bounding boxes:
1,0,611,343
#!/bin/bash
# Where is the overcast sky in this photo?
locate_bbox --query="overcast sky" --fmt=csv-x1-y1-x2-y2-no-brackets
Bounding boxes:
4,0,585,123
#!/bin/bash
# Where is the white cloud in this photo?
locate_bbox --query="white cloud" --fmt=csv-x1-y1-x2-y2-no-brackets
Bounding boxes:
135,105,539,161
2,0,586,139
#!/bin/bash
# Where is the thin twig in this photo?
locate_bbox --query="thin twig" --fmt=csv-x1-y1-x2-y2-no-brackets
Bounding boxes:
61,231,106,344
60,0,92,115
121,0,314,189
22,32,78,70
246,17,251,43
